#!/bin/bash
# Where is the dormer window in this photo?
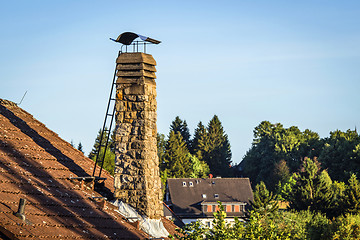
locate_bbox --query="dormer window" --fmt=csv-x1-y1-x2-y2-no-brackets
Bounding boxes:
202,194,207,198
182,182,186,187
189,181,193,187
214,194,219,198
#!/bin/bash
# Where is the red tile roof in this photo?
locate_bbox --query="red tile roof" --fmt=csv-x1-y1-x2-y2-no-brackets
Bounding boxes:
0,99,176,239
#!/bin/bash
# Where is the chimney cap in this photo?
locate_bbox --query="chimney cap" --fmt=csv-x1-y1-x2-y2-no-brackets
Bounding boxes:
110,32,161,45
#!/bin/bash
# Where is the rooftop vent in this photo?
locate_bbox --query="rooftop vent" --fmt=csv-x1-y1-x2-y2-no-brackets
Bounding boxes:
14,198,26,220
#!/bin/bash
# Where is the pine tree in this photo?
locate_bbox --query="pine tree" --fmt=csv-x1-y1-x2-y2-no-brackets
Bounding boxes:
290,158,333,213
343,174,360,214
157,133,166,165
89,127,116,175
161,131,192,179
203,115,232,177
170,116,191,148
88,127,114,159
191,121,208,158
188,153,210,178
77,142,84,153
250,181,279,216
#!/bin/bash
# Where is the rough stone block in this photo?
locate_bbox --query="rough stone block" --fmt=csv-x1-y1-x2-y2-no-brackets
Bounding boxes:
124,95,137,101
124,85,145,95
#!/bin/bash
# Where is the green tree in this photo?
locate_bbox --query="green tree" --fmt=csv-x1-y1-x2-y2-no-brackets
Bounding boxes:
77,142,84,153
276,174,296,202
191,121,207,158
157,132,166,165
89,127,113,159
273,159,291,186
207,202,242,240
203,115,232,177
95,147,115,175
188,153,210,178
319,129,360,182
161,131,192,179
241,121,322,190
290,158,333,214
170,116,191,148
343,174,360,215
328,181,347,218
331,213,360,239
89,127,116,175
251,181,279,216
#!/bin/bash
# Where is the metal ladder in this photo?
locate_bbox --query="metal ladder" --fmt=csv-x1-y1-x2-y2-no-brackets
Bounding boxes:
92,51,121,178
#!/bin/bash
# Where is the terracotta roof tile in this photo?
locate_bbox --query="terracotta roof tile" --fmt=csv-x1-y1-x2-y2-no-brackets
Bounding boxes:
0,99,168,239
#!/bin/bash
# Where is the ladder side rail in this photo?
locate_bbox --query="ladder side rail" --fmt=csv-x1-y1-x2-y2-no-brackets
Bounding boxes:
92,51,121,176
98,105,116,178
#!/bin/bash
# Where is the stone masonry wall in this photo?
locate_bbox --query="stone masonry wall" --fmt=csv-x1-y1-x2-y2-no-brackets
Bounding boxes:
113,52,163,219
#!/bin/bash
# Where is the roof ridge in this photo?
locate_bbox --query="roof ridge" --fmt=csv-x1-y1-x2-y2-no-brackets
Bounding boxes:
0,98,17,107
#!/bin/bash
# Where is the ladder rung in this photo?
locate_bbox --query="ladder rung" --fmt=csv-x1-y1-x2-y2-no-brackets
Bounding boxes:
106,114,113,117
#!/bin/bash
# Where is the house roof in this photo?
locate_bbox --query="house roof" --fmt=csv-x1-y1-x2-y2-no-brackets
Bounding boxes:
0,99,176,239
166,178,253,218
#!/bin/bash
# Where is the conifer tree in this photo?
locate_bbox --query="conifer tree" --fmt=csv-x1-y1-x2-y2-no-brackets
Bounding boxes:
88,128,109,159
191,121,208,158
290,158,333,213
77,142,84,153
343,174,360,214
161,131,192,179
170,116,191,148
250,181,279,216
157,133,166,165
188,153,210,178
203,115,232,177
88,127,116,175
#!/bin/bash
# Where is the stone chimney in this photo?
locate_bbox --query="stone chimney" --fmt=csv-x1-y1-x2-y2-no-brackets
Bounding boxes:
114,52,163,219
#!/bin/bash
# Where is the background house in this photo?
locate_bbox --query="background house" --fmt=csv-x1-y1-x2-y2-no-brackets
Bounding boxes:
164,177,253,227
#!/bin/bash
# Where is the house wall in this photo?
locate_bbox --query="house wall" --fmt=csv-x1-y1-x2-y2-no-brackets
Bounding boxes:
182,218,244,228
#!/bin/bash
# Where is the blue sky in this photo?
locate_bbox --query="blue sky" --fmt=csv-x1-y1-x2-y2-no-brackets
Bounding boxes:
1,1,359,164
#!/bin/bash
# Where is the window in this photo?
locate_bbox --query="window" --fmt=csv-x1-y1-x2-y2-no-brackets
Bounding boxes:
207,205,212,212
202,194,207,198
226,205,232,212
182,182,186,187
214,194,219,198
189,181,193,187
234,205,240,212
240,204,245,212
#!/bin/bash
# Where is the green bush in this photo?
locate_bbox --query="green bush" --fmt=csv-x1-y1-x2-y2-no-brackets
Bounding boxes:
331,214,360,240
